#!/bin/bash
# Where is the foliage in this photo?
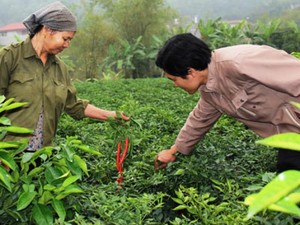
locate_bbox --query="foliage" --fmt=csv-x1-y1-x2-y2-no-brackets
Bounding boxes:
0,96,101,224
63,0,119,80
245,101,300,222
52,78,298,224
59,1,300,80
292,51,300,59
96,0,177,45
197,18,250,49
99,36,146,78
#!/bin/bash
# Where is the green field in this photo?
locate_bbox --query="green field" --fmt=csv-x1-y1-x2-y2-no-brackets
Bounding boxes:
53,78,294,224
2,78,297,224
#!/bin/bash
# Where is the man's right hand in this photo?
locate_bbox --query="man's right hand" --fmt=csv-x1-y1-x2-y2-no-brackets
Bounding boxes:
154,145,177,170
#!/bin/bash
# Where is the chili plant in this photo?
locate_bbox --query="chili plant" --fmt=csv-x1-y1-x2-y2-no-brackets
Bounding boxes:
0,96,102,225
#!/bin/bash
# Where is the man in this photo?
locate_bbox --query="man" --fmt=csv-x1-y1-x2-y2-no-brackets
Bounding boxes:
154,33,300,172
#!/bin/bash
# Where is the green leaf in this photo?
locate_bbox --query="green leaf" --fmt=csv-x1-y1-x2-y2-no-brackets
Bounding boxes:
287,191,300,204
22,184,35,192
66,160,82,177
173,205,188,210
73,155,88,175
63,146,75,162
0,142,19,149
0,97,14,108
62,175,80,188
268,197,300,216
3,126,33,134
246,170,300,219
256,133,300,151
28,167,45,177
52,199,66,221
39,191,54,205
17,191,37,211
174,169,185,176
45,166,63,184
0,95,5,104
32,204,53,225
44,184,57,191
0,151,17,171
0,165,12,192
73,144,102,156
0,116,11,125
0,102,28,113
55,184,83,200
172,197,184,205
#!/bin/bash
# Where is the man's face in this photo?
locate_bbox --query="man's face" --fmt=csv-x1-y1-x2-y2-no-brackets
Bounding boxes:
165,69,207,94
165,73,198,94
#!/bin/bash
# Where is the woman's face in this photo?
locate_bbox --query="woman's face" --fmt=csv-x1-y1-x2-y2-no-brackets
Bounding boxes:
44,29,75,55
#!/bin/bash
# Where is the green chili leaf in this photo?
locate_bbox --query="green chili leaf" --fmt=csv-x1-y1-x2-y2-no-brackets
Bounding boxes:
0,116,11,126
256,133,300,151
17,191,37,211
32,204,53,225
52,199,66,221
0,165,12,192
0,142,19,149
3,126,33,134
246,170,300,219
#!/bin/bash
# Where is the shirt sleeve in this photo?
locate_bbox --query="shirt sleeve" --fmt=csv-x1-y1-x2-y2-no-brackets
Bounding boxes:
0,47,13,96
64,81,89,120
239,46,300,97
175,95,222,155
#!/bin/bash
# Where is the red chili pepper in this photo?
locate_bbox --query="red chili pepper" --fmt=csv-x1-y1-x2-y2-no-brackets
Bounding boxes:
116,137,129,188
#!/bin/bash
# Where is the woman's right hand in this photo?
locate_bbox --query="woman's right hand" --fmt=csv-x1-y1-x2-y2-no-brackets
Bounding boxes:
154,145,177,170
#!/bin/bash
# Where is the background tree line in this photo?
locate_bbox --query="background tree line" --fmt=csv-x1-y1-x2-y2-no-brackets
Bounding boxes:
1,0,300,79
61,0,300,80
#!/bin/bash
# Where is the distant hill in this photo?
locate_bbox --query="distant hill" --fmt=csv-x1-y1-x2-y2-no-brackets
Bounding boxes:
1,0,300,26
166,0,300,22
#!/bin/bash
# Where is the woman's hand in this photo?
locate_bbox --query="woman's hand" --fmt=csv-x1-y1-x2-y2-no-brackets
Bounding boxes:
115,111,130,121
154,145,177,170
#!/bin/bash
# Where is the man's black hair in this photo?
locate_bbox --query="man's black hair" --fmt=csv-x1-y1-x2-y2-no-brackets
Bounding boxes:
156,33,212,77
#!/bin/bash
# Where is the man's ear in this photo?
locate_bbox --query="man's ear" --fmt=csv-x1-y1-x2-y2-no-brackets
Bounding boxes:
187,68,197,77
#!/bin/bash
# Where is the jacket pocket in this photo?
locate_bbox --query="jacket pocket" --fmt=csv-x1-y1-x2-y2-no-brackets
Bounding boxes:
284,105,300,127
8,73,34,100
232,89,257,118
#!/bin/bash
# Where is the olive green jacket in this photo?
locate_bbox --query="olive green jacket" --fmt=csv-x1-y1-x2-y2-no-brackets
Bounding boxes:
0,37,89,146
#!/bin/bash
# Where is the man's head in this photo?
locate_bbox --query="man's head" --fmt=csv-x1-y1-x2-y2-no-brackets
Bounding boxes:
155,33,212,77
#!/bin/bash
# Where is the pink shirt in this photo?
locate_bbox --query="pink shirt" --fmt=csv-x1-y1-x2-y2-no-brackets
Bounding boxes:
175,45,300,154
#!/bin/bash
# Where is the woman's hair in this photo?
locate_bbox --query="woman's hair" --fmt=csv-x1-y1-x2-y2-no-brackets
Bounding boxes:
23,1,77,36
156,33,212,77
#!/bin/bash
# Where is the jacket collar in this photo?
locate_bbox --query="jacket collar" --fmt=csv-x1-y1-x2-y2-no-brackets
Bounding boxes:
23,37,59,64
203,52,218,92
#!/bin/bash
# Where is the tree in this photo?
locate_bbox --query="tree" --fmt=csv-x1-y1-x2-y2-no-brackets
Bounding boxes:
98,0,177,45
63,0,119,80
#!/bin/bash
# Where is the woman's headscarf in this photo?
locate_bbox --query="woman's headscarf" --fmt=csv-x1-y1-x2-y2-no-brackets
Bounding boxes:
23,1,77,35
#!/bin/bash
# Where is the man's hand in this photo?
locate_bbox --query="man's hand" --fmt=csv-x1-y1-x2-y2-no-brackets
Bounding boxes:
154,145,177,170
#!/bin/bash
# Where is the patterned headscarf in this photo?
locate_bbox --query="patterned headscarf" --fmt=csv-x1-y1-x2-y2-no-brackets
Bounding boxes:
23,1,77,35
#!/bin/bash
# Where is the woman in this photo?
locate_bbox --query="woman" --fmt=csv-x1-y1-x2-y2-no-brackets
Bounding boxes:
0,1,129,151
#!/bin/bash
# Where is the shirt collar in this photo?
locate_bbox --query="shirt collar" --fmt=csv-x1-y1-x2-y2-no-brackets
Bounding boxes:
23,37,59,64
204,52,218,92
